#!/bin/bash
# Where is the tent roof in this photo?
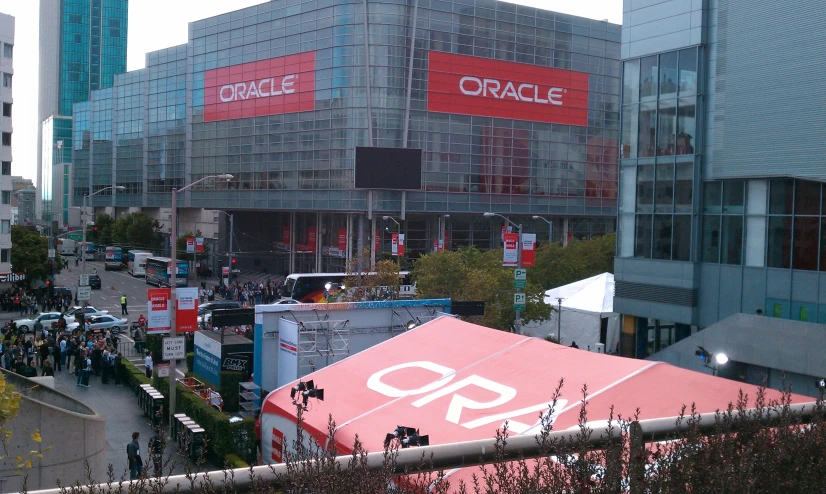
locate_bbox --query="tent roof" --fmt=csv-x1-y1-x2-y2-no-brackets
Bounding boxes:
543,272,614,314
263,316,811,485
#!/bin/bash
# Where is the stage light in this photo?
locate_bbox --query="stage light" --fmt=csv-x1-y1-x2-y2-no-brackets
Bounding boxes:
714,353,729,365
695,346,710,362
406,319,417,330
384,425,428,449
290,381,307,401
292,380,324,410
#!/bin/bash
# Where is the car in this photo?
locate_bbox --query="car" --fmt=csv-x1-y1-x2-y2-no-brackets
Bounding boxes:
198,300,242,314
63,305,108,324
273,298,299,305
14,312,63,332
82,314,129,334
86,274,102,289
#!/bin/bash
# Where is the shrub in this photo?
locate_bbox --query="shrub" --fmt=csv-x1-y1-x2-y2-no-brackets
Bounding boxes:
219,370,245,413
185,352,194,372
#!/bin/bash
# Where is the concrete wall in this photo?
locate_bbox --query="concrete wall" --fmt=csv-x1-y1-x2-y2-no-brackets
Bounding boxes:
0,370,105,492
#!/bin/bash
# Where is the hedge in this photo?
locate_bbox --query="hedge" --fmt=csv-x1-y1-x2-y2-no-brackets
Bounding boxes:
219,370,245,413
122,358,152,389
185,352,194,372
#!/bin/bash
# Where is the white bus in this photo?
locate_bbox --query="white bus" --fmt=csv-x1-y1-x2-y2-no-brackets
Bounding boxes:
280,271,415,303
127,251,153,277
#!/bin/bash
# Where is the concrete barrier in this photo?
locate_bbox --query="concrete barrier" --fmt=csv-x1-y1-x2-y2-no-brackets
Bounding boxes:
0,369,106,492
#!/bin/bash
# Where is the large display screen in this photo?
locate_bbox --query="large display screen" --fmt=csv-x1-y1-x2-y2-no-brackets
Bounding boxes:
203,52,316,122
427,51,589,126
355,147,423,190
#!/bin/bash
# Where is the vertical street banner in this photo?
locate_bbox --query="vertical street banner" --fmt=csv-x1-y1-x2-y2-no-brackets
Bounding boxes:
176,287,199,333
503,232,519,267
147,288,171,334
186,237,195,253
308,227,317,253
338,229,347,251
375,230,380,253
282,226,291,246
391,234,399,256
277,319,299,388
521,233,537,267
398,233,405,256
195,237,205,253
193,331,221,386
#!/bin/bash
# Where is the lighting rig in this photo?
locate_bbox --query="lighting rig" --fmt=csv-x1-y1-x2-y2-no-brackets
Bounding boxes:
384,426,429,449
290,380,325,410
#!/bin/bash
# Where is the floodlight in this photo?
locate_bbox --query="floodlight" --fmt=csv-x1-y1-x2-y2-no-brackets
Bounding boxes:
406,320,417,330
290,381,307,400
714,353,729,365
817,379,826,389
384,425,427,449
325,283,332,290
695,346,710,362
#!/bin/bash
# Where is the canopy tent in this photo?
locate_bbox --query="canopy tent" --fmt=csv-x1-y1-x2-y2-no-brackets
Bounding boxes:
523,272,619,352
261,317,811,490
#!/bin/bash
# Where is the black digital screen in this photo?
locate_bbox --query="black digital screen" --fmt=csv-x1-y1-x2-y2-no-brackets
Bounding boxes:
355,147,422,190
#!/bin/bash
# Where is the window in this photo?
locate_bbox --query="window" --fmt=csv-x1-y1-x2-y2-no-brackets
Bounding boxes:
621,104,639,158
702,215,721,263
1,162,9,175
652,214,673,260
769,179,794,215
1,73,10,88
657,99,677,155
0,220,8,234
636,164,654,213
1,132,9,146
0,249,8,263
635,214,652,258
659,51,679,98
795,180,820,215
767,216,792,268
2,43,11,59
1,103,9,117
0,191,8,204
676,99,696,154
793,217,818,270
679,48,697,95
623,59,640,105
722,180,744,214
639,56,658,100
721,215,743,265
638,102,656,157
655,163,674,213
672,215,691,261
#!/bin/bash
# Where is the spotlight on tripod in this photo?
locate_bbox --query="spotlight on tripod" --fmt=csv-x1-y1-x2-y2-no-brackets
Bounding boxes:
383,425,429,449
292,380,324,410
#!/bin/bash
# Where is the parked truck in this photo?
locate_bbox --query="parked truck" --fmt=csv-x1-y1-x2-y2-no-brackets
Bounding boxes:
58,239,78,256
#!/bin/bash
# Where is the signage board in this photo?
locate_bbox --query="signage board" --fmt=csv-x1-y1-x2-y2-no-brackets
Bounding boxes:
79,274,90,286
193,331,222,386
503,232,519,267
514,293,526,311
186,237,195,253
147,288,172,334
163,336,186,360
157,364,170,378
77,286,91,301
0,273,26,283
176,287,199,333
203,51,316,122
521,233,537,267
68,233,83,240
48,249,55,259
427,51,589,126
514,268,527,280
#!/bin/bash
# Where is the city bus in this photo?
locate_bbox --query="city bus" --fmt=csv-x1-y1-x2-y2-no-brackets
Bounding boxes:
104,246,123,270
127,251,153,277
280,271,415,303
145,256,189,287
83,242,96,261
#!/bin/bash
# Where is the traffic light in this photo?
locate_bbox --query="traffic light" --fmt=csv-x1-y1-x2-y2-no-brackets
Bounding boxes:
44,279,51,287
231,258,237,266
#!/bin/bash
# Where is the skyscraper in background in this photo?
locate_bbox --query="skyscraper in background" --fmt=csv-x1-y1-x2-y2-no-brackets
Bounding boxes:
0,12,15,278
36,0,127,229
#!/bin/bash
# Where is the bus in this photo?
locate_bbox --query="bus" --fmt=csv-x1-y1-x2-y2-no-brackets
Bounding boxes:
127,251,153,277
280,271,415,303
104,246,123,270
83,242,96,261
145,256,189,287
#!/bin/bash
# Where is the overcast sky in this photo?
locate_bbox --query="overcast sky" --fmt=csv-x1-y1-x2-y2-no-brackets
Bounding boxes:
2,0,622,183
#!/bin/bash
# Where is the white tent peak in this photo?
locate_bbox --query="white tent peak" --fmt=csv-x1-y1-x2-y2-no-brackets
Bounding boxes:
544,272,614,315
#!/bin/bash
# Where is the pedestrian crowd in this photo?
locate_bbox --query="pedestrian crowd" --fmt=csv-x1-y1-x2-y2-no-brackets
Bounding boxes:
0,286,73,315
208,279,284,306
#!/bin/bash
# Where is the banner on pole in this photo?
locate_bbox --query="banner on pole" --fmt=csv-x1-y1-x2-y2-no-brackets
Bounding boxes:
195,237,205,253
391,233,399,256
282,226,291,246
398,233,405,256
375,230,380,253
147,288,171,334
186,237,195,253
521,233,537,267
176,287,199,333
308,227,317,253
338,229,347,251
503,232,519,267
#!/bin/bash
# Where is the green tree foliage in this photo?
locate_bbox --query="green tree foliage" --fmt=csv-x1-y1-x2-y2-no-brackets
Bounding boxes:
10,226,65,284
110,212,162,251
529,233,616,290
87,213,115,245
341,249,402,301
411,246,548,330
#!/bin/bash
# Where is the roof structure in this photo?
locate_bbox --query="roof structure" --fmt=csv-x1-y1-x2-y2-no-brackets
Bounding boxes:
543,272,614,314
262,316,811,487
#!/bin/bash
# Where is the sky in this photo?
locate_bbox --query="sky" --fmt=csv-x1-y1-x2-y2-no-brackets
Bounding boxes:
1,0,622,184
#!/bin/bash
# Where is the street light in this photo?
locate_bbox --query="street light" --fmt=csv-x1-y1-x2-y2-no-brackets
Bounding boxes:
82,185,125,276
532,216,553,244
168,174,233,431
483,212,523,335
383,216,402,270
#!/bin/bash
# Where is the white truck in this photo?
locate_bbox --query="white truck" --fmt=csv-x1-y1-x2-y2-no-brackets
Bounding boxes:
59,239,78,256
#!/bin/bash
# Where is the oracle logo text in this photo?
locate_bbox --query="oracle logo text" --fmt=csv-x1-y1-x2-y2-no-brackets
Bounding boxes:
367,361,566,434
459,77,564,106
219,75,297,103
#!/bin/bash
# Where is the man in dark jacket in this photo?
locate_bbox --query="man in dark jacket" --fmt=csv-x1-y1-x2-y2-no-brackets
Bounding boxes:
127,432,143,480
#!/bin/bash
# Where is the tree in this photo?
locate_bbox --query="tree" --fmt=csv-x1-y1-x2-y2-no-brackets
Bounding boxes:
411,246,548,331
10,226,65,285
110,213,162,251
87,213,115,246
340,249,401,302
529,233,616,290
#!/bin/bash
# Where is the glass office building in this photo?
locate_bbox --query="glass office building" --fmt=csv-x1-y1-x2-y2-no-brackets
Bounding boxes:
76,0,621,274
37,0,127,227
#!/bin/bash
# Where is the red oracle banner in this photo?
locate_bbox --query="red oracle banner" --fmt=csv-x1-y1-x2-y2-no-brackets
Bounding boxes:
503,232,519,267
427,51,589,126
176,287,199,333
391,233,399,256
282,226,291,246
521,233,537,268
147,288,171,334
203,51,316,122
338,229,347,251
195,237,205,253
375,230,380,253
307,227,317,253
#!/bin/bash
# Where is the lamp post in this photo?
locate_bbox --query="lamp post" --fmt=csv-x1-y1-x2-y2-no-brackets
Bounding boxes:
383,215,401,257
483,212,523,335
168,174,233,431
438,214,450,251
215,210,234,287
81,185,125,276
532,215,553,244
556,297,563,343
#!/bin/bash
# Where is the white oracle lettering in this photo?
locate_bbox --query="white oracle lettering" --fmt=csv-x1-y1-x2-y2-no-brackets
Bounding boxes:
534,85,548,104
483,78,501,98
461,398,568,433
517,83,534,102
246,80,261,99
282,74,296,94
459,76,483,96
219,85,235,103
411,374,517,425
548,87,564,105
258,78,271,97
366,361,455,398
500,81,519,101
234,82,247,100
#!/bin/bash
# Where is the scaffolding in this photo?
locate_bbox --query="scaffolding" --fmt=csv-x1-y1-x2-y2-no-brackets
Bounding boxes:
297,319,351,376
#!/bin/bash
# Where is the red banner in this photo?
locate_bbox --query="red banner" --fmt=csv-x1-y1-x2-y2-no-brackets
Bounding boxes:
186,237,195,253
398,234,405,257
503,232,519,267
338,229,347,251
375,230,380,253
521,233,537,268
427,51,589,126
203,51,316,122
195,237,205,253
391,234,399,256
176,287,199,333
307,227,317,253
147,288,171,334
282,226,291,246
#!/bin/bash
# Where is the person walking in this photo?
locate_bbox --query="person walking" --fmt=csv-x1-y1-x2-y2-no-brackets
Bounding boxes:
144,352,153,378
127,432,143,480
148,429,164,477
121,294,129,315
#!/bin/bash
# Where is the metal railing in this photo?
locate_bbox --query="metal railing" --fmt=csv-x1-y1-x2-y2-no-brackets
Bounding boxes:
25,402,817,494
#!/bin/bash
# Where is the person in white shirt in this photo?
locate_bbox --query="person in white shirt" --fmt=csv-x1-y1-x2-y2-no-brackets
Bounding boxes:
144,352,153,378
